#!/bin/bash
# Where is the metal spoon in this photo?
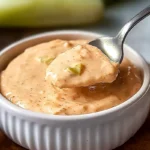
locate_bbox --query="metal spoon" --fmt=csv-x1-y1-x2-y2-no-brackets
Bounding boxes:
89,6,150,63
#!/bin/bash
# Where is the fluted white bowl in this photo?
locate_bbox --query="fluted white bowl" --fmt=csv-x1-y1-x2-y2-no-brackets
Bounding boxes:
0,31,150,150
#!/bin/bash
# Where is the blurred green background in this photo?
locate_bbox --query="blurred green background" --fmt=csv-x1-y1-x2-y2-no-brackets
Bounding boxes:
0,0,123,27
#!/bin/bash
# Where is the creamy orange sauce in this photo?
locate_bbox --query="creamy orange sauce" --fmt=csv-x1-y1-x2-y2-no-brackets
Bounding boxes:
0,40,142,115
47,44,119,88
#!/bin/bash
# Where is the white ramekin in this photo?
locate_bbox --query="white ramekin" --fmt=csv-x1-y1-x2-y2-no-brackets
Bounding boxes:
0,31,150,150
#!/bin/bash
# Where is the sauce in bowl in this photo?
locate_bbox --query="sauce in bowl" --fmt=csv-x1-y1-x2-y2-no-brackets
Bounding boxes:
0,40,142,115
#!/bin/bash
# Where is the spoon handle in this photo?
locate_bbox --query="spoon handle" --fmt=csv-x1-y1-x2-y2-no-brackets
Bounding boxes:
117,5,150,43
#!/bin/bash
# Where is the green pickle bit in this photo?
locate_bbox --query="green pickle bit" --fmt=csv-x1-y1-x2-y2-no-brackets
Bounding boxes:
39,56,55,65
67,63,84,75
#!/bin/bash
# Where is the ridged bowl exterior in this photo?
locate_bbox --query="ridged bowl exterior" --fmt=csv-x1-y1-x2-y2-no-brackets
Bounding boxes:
0,92,150,150
0,31,150,150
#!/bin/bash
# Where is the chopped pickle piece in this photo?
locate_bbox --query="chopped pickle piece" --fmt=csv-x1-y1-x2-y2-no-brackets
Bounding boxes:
39,56,55,65
67,64,84,75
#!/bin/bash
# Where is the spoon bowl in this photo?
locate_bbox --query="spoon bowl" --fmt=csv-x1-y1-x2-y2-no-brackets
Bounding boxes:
89,36,123,63
90,5,150,63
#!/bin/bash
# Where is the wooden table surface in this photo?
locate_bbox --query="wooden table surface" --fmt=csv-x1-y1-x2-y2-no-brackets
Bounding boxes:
0,28,150,150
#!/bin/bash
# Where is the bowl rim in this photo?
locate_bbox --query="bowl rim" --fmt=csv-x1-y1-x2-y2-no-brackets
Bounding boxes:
0,30,150,121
